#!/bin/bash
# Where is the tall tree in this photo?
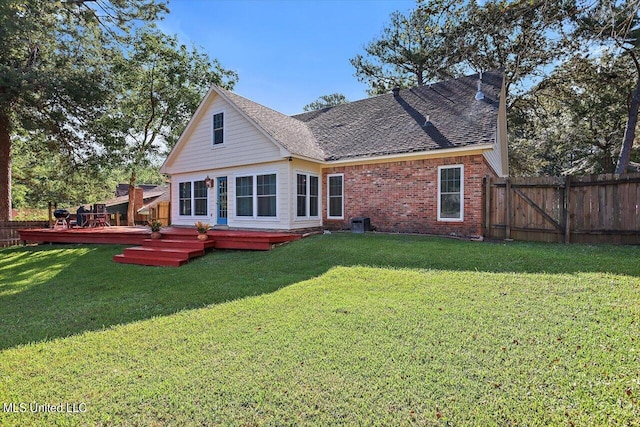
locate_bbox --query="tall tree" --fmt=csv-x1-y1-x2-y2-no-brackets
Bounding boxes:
0,0,167,221
351,0,567,99
570,0,640,173
100,29,237,225
349,0,589,175
449,0,569,102
519,54,636,175
350,4,464,95
303,93,349,112
11,134,119,209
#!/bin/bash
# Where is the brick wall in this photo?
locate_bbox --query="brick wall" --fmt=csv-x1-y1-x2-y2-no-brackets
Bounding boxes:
322,154,495,237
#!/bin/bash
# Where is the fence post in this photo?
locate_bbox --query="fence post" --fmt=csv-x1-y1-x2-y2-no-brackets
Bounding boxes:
564,175,571,243
505,177,511,240
484,176,491,237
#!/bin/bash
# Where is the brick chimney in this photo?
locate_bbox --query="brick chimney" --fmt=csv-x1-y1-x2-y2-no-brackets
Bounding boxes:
133,187,144,222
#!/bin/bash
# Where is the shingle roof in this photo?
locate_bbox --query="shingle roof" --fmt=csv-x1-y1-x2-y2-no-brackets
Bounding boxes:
293,70,503,161
105,185,168,207
217,87,325,160
212,71,502,162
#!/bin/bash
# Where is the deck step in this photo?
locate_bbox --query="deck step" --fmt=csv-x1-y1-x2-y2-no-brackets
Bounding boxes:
123,246,203,260
142,238,216,250
214,239,272,251
113,254,187,267
114,238,216,267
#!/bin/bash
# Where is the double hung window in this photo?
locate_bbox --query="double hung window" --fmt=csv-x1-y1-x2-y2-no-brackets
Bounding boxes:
257,174,277,217
438,165,464,221
296,173,319,218
235,174,277,218
212,112,224,145
178,180,208,216
327,174,343,219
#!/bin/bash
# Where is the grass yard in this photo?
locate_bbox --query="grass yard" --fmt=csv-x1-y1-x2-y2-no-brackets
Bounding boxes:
0,233,639,426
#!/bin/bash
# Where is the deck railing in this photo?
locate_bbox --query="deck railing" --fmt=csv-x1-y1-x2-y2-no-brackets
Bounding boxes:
0,221,49,248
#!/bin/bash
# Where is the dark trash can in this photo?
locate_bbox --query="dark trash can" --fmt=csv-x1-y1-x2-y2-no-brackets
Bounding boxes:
351,217,371,233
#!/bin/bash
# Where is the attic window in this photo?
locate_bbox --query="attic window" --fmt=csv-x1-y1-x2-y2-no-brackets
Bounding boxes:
212,112,224,145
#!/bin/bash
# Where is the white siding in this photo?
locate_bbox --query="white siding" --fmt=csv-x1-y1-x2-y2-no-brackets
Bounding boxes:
228,162,290,230
169,171,212,226
483,79,509,177
165,93,284,175
170,161,294,230
483,139,502,176
289,159,323,229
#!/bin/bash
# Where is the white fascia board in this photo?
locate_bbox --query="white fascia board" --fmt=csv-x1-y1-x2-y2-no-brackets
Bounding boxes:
318,143,495,167
212,88,292,159
161,85,218,174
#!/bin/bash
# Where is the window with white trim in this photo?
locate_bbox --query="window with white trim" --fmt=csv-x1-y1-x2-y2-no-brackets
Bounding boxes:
178,180,208,217
236,176,253,216
309,175,319,217
438,165,464,221
327,174,343,219
235,174,277,218
179,182,191,216
296,173,319,218
257,174,277,217
212,112,224,145
193,181,208,215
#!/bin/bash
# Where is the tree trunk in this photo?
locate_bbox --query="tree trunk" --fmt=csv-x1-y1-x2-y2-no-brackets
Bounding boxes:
615,80,640,174
127,170,136,226
0,112,12,221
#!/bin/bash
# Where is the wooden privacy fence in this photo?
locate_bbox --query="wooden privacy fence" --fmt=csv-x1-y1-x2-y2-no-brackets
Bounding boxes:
484,173,640,244
0,221,48,248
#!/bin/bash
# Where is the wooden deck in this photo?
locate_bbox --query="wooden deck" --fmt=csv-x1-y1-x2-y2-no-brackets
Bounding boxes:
19,226,152,246
18,226,302,267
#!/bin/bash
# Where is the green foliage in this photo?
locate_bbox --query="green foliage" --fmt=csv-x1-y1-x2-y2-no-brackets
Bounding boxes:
4,1,237,213
352,0,565,97
519,54,638,175
0,0,169,220
302,93,349,112
11,136,116,208
147,220,162,232
351,0,640,175
350,5,464,94
0,235,638,425
448,0,569,100
11,135,166,209
568,0,640,174
0,0,168,145
101,28,238,170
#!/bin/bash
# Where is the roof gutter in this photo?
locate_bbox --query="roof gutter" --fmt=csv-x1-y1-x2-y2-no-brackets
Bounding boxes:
318,143,495,167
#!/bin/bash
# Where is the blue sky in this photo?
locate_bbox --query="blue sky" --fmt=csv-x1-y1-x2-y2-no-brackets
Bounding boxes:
160,0,417,115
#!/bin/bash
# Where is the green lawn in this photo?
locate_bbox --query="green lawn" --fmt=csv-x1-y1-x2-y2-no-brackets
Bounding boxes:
0,234,639,426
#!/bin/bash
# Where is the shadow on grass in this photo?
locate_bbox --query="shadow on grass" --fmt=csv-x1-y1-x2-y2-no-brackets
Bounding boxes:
1,234,639,350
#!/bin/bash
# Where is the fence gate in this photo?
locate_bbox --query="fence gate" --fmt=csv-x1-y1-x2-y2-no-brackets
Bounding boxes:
484,173,640,244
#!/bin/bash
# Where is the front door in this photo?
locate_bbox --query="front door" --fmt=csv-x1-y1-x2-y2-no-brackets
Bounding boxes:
217,177,228,225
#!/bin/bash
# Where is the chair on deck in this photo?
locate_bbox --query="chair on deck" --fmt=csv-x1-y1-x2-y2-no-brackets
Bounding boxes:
93,204,110,227
76,206,89,227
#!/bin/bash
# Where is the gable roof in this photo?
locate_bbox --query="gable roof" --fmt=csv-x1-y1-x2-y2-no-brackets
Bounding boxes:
104,185,168,208
162,71,503,171
115,183,165,198
216,87,325,160
293,70,503,161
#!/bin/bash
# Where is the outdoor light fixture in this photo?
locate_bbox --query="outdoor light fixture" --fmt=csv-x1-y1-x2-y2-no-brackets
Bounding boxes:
204,175,213,188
